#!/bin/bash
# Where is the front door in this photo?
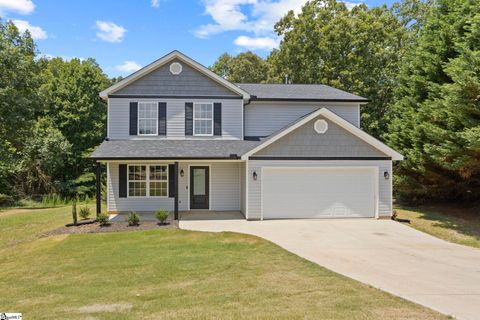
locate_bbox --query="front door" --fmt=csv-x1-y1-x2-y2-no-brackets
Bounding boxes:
190,166,209,209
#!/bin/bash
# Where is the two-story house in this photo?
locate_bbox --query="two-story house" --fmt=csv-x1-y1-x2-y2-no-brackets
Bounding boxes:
91,50,403,220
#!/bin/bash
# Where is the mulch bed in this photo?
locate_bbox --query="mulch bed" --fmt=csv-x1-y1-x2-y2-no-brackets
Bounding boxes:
44,220,178,237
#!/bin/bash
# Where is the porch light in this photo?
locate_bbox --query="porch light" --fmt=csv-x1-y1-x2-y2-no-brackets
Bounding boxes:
253,171,258,181
180,169,184,177
384,170,390,180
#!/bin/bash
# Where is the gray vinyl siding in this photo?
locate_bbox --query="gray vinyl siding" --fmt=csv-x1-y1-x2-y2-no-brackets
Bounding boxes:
178,162,241,211
246,160,392,220
108,98,243,140
107,161,241,213
114,59,239,97
254,116,387,157
245,102,360,137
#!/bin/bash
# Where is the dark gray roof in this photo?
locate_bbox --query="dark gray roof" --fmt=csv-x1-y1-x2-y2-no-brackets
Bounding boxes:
235,83,368,101
90,139,261,159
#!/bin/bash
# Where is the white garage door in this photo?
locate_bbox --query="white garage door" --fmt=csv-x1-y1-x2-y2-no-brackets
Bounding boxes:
262,167,376,219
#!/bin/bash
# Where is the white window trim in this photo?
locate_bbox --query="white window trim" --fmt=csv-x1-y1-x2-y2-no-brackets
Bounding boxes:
193,102,214,137
127,164,169,198
137,101,158,136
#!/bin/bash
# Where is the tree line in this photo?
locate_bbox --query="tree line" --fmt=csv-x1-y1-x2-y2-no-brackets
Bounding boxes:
210,0,480,204
0,20,111,204
0,0,478,205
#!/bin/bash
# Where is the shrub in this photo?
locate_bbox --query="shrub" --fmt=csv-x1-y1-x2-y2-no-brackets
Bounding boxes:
126,211,140,226
0,194,14,206
72,202,78,225
155,209,169,224
97,213,110,226
79,206,91,220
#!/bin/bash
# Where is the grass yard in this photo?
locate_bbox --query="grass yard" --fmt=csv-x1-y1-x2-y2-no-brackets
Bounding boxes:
0,206,447,319
395,204,480,248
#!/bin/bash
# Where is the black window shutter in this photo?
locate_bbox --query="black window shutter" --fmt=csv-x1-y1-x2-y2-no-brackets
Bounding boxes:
168,164,175,198
185,102,193,136
129,102,138,135
158,102,167,136
214,102,222,136
119,164,127,198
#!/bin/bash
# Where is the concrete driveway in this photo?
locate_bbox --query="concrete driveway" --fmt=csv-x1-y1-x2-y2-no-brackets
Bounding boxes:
180,218,480,320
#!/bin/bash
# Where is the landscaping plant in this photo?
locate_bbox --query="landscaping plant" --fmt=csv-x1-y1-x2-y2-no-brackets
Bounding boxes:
97,213,110,226
155,209,169,225
79,206,91,220
126,212,140,226
71,202,77,225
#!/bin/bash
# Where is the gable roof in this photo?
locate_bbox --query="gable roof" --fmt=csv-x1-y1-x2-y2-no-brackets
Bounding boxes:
100,50,250,100
236,83,368,102
241,108,403,160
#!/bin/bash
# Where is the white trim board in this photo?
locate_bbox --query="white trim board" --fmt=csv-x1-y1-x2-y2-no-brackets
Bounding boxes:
241,108,404,161
99,51,250,100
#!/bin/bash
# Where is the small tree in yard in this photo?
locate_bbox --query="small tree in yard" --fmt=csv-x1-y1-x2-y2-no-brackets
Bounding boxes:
155,209,169,225
71,201,77,225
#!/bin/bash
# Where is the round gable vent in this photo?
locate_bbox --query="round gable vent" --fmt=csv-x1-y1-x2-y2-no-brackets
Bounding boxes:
169,62,183,75
314,119,328,134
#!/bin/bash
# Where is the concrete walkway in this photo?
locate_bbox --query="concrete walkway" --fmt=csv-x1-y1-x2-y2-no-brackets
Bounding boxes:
180,218,480,320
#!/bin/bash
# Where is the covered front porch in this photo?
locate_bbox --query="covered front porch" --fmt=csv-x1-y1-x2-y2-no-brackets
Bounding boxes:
108,210,244,222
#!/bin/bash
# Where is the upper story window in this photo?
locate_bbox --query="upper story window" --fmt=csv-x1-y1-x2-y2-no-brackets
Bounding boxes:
138,102,158,135
193,103,213,136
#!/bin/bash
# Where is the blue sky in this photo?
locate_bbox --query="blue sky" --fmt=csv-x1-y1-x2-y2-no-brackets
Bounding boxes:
1,0,394,77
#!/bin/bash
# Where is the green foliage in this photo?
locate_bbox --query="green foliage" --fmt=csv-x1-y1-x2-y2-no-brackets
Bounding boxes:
388,0,480,203
0,193,14,206
268,0,417,137
155,209,169,224
18,118,72,195
211,51,268,83
79,206,91,220
97,213,110,226
72,202,77,225
126,211,140,226
0,18,111,199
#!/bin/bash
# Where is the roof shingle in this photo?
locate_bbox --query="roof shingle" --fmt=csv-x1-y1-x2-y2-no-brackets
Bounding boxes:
90,139,261,160
235,83,368,101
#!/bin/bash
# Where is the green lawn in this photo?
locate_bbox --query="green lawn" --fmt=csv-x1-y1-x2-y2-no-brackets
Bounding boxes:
0,206,447,319
396,205,480,248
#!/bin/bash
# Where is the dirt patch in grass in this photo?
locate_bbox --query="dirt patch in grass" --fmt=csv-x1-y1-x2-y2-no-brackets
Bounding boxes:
78,303,133,313
43,221,178,236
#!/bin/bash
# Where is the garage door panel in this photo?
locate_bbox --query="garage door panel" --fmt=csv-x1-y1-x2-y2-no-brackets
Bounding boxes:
263,167,375,219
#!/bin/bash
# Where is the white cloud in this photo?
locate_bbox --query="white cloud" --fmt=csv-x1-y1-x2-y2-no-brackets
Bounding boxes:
151,0,160,8
196,0,364,50
195,0,307,38
115,60,142,73
12,19,47,39
95,20,127,43
234,35,279,50
0,0,34,15
343,1,363,9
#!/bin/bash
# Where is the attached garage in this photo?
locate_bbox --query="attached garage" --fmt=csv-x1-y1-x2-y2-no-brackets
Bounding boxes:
262,167,377,219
